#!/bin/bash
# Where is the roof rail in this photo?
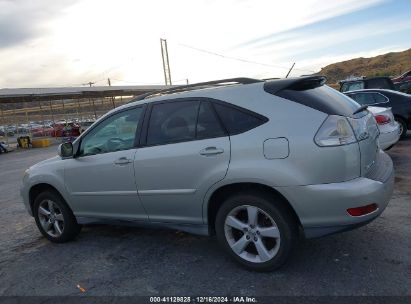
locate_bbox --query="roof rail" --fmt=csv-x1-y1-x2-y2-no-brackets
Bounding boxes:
130,77,263,102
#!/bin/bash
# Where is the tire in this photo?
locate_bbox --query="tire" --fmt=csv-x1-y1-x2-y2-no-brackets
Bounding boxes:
33,190,81,243
215,191,298,271
396,117,407,139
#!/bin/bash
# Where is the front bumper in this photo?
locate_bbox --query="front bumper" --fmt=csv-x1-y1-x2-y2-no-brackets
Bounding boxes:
279,151,394,238
20,175,33,216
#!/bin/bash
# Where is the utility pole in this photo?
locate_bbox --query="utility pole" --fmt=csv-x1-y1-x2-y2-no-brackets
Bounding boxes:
83,81,95,87
285,62,295,78
160,38,172,85
107,78,111,86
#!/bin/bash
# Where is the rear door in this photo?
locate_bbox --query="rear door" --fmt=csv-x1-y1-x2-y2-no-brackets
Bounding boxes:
134,99,230,224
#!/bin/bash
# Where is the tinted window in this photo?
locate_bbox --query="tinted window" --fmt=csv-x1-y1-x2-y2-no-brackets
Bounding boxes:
197,102,226,139
80,107,142,156
366,78,393,89
350,93,375,106
342,81,364,92
147,101,199,145
373,93,388,103
213,103,265,135
278,85,360,117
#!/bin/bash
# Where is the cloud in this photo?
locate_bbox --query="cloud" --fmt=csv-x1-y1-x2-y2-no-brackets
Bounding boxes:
0,0,408,87
0,0,78,49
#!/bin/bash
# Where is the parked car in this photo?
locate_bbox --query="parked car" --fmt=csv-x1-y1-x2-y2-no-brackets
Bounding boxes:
31,126,55,137
52,122,80,137
21,76,394,271
395,81,411,94
366,106,400,150
391,70,411,84
344,89,411,138
0,128,14,137
339,76,395,93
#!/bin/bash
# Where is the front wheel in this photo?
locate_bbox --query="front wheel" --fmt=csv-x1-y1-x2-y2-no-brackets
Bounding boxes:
215,192,298,271
33,190,81,243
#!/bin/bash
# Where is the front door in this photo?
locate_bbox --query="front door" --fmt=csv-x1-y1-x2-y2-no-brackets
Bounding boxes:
64,106,147,221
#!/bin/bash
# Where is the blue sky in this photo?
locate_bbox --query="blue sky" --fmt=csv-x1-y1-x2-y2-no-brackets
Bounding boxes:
237,0,411,66
0,0,410,87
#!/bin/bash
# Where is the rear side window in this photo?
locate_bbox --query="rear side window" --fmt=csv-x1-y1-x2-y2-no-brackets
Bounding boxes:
147,101,199,145
213,103,267,135
373,93,388,103
350,93,376,106
197,102,226,139
349,92,388,105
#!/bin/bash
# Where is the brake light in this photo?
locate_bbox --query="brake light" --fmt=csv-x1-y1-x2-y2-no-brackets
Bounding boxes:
347,203,378,216
375,115,391,125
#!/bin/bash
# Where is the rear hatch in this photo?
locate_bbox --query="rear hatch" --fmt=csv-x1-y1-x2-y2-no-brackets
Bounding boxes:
264,76,380,177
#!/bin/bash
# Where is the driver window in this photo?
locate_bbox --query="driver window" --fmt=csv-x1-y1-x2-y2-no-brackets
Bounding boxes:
80,107,143,156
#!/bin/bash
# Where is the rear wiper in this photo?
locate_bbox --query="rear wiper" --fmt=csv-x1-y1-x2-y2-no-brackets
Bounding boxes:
353,105,368,115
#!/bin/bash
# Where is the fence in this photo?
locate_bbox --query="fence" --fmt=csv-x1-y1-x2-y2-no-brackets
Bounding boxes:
0,95,135,146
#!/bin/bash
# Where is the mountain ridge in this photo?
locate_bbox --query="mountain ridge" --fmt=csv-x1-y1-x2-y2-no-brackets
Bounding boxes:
316,48,411,84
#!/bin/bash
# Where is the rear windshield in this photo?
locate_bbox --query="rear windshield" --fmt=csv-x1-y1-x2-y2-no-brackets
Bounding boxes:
275,85,361,117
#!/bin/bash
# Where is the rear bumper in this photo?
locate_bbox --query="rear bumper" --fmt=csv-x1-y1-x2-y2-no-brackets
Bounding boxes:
278,151,394,238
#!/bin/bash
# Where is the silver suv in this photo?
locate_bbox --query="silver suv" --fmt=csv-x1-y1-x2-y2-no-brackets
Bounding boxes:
21,77,394,271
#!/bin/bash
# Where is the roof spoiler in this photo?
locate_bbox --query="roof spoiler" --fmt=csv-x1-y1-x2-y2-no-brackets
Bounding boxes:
263,76,327,94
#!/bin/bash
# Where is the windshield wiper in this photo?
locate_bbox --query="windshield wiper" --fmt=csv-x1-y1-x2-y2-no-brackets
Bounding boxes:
353,105,368,115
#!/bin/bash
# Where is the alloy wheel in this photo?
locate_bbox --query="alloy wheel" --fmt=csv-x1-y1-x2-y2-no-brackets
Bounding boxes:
224,205,281,263
38,200,65,237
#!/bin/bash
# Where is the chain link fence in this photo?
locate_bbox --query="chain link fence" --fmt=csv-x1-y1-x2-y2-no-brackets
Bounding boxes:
0,95,134,148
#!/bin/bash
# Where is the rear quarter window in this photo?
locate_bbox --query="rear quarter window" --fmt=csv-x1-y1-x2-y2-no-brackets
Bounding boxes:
213,103,267,135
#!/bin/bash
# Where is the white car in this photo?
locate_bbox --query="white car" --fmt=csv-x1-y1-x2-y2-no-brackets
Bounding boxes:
368,106,400,150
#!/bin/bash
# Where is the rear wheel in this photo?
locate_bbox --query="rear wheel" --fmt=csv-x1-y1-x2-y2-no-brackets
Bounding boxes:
215,192,298,271
33,190,81,243
396,117,407,139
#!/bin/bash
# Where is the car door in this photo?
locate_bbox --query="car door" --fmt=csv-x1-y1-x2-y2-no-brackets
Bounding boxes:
134,99,230,224
64,106,148,221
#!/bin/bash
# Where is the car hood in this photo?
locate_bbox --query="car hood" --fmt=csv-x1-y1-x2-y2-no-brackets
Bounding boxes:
30,155,60,170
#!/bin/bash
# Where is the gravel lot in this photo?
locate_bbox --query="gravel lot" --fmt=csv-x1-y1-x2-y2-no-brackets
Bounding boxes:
0,134,410,297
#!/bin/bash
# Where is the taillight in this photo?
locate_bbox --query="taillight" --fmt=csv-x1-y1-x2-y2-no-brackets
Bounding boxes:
314,115,356,146
375,115,391,125
347,203,378,216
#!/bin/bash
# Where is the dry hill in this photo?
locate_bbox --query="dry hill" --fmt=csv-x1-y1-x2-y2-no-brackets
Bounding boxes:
317,48,411,84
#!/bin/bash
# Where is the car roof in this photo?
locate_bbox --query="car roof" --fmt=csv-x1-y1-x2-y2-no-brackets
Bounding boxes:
344,88,398,94
125,76,327,106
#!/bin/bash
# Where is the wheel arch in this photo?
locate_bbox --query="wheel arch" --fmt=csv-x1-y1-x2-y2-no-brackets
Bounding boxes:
29,183,67,214
206,182,302,235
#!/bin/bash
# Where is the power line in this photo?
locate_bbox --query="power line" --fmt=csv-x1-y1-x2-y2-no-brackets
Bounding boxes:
177,43,317,74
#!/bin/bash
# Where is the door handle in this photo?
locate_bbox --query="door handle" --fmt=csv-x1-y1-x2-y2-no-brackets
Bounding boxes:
199,147,224,156
114,157,132,165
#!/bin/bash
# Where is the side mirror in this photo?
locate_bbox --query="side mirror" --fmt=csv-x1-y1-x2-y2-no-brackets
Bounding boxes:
58,142,73,158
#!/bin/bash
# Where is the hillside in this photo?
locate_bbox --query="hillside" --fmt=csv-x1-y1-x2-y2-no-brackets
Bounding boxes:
317,48,411,84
